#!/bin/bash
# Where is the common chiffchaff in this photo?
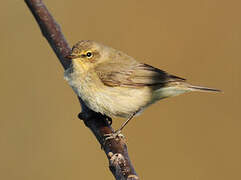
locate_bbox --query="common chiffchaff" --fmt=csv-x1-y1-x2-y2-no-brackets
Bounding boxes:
64,40,220,135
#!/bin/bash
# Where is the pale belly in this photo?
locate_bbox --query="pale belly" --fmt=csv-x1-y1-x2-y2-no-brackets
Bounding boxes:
64,69,152,118
84,85,152,117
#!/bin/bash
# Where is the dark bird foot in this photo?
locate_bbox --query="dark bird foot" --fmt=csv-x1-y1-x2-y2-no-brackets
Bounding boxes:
78,112,112,126
103,115,112,125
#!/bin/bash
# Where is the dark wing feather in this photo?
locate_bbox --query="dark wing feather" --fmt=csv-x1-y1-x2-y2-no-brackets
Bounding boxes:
95,60,185,89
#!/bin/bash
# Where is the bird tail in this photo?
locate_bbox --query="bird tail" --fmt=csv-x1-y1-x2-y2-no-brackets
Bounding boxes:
187,84,221,93
154,82,221,100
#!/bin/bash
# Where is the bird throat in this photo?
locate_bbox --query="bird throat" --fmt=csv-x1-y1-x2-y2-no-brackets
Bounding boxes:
72,59,90,74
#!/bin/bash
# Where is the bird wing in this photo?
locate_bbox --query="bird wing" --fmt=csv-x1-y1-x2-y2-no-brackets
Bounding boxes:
95,60,186,88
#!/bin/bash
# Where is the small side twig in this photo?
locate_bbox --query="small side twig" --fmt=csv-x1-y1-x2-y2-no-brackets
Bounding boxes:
24,0,139,179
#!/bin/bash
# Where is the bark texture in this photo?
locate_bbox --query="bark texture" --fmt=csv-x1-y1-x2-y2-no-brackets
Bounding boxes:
24,0,139,179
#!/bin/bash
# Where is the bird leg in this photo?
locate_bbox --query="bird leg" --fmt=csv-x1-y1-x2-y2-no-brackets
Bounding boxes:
103,111,137,141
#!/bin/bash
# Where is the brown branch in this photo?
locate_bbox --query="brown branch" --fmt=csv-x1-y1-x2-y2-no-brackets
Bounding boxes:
24,0,139,179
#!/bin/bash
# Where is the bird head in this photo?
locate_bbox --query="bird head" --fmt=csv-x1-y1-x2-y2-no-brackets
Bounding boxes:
66,40,107,67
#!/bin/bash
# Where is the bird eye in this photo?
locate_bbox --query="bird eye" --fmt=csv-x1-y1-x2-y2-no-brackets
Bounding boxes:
86,52,92,58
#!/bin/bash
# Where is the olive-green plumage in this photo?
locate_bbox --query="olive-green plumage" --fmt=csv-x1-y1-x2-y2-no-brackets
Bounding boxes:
64,40,220,125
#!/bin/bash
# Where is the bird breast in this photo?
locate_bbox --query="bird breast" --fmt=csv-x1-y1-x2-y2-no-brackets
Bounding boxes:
64,65,152,118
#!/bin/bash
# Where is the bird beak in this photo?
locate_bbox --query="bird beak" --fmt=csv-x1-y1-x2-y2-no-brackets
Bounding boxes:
65,54,79,59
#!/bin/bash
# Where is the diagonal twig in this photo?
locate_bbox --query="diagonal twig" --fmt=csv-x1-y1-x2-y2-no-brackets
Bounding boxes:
24,0,139,179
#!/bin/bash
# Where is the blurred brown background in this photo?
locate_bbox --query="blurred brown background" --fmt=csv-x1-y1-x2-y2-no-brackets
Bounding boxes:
1,0,240,179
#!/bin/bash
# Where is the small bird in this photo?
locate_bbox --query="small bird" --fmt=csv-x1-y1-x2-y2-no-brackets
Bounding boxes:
65,40,220,138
